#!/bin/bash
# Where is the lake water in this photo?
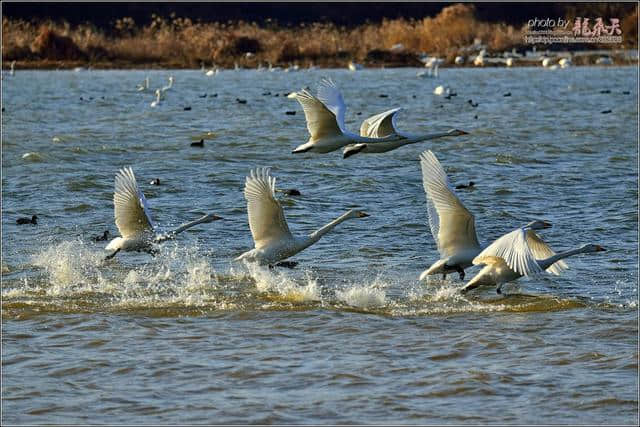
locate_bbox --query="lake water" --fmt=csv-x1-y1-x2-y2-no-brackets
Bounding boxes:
2,66,638,424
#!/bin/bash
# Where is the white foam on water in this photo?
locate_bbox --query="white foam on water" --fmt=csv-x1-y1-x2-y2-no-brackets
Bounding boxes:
335,276,388,309
242,261,321,303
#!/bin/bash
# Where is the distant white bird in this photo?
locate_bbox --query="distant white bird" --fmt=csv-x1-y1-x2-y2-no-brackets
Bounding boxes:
235,167,369,266
104,167,222,259
150,89,162,107
136,76,149,92
342,109,468,158
418,150,484,281
454,56,465,65
541,57,552,68
461,225,604,294
10,60,16,76
505,57,514,67
433,85,450,96
417,64,439,78
291,78,405,154
473,51,485,66
558,58,571,68
268,62,281,72
595,56,613,65
348,61,363,71
161,76,174,92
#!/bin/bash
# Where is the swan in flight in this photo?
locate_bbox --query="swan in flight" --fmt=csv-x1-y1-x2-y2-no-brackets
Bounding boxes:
236,167,370,266
150,89,162,107
105,167,223,259
342,108,468,158
292,78,405,154
136,77,149,92
460,221,605,294
418,150,483,281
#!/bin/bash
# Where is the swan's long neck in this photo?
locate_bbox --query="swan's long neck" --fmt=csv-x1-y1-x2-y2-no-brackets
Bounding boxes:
538,247,588,270
154,213,216,242
348,131,405,144
403,131,457,143
298,211,355,250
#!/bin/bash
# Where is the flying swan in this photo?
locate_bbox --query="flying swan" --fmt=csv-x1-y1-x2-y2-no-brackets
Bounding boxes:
461,222,605,294
342,108,468,158
104,167,223,259
292,78,405,154
235,167,370,266
418,150,483,281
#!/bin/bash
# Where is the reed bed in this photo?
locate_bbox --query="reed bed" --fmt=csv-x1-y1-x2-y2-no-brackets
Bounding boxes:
2,4,637,69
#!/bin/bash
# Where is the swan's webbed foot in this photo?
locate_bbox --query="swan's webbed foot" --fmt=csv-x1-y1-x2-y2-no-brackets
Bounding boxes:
275,261,298,269
442,274,447,280
104,248,121,260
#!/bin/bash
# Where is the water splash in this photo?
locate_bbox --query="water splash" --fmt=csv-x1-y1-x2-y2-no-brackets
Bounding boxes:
242,261,321,303
335,276,388,308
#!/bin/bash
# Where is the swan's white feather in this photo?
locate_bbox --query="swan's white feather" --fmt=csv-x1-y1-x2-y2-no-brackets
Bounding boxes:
244,167,293,249
294,89,342,140
525,230,568,275
360,108,402,138
113,167,155,238
473,227,544,277
316,78,347,133
419,150,479,258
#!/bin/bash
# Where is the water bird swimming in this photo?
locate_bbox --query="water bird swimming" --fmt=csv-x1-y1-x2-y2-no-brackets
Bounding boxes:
342,108,468,158
291,78,405,154
236,98,247,104
461,223,605,294
190,139,204,147
236,167,369,266
16,215,37,225
468,99,479,107
149,178,161,185
455,181,475,189
104,167,223,260
93,230,110,242
150,89,162,107
136,77,149,92
161,76,174,93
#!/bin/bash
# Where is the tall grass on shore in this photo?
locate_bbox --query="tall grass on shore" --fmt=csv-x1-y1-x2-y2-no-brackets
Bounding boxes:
2,3,637,69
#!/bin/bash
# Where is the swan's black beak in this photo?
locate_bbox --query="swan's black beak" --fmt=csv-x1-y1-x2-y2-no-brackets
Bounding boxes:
542,221,552,229
343,144,366,159
357,211,370,218
456,129,469,135
596,245,606,251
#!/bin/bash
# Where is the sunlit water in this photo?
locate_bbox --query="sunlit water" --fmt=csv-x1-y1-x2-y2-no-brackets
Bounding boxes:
2,66,638,424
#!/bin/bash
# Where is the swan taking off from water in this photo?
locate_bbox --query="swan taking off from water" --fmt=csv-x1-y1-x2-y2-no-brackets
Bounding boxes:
418,150,483,281
342,108,468,158
104,167,223,260
292,78,405,154
236,167,370,266
460,221,605,294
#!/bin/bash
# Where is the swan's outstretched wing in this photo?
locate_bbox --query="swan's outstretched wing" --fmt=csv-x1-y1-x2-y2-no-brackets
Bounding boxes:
295,89,343,139
419,150,480,258
316,78,347,133
360,108,401,138
473,227,544,277
526,230,568,275
244,167,293,249
113,167,155,238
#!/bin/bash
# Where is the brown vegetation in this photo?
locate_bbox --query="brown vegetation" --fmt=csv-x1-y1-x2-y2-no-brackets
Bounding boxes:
2,4,637,69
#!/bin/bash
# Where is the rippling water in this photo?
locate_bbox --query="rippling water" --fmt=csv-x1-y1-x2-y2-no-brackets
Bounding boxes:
2,66,638,424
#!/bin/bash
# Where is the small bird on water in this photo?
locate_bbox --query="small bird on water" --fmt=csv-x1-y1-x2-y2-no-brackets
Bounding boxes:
17,215,37,225
191,139,204,147
93,230,110,241
455,181,475,190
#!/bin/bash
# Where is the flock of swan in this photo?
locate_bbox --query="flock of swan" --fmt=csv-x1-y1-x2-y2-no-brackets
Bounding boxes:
103,77,604,295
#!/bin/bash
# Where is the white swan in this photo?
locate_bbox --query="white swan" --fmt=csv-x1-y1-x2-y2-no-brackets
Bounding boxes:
433,85,450,96
418,150,483,281
10,60,16,76
348,61,363,71
461,222,605,294
558,57,571,68
454,56,465,65
291,78,405,154
105,167,222,259
505,57,514,67
161,76,174,92
342,109,468,158
136,76,149,92
150,89,162,107
235,167,369,266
